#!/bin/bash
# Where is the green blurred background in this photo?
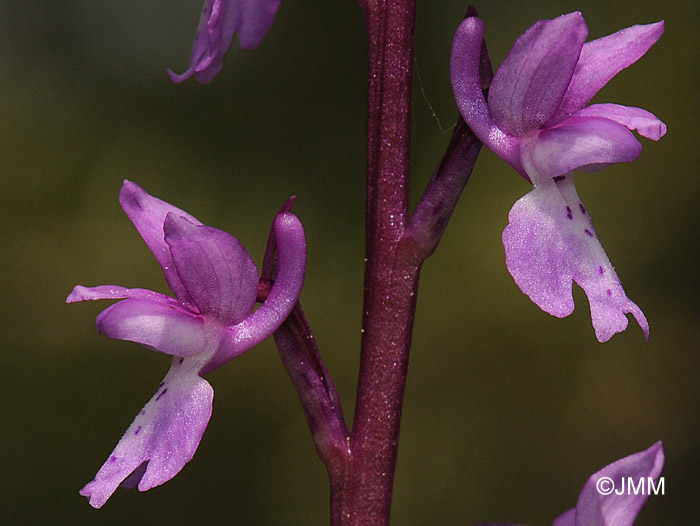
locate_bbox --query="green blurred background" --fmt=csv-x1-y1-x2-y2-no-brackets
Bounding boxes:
1,0,698,523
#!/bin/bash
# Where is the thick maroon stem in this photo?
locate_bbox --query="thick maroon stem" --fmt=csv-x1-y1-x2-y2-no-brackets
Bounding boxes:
267,4,485,524
331,1,417,524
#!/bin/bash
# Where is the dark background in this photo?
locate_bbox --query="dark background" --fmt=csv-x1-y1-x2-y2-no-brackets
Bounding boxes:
1,0,698,523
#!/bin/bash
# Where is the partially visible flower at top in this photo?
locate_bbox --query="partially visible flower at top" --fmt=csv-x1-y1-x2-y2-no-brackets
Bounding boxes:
451,12,665,342
475,441,664,526
169,0,282,83
67,180,306,508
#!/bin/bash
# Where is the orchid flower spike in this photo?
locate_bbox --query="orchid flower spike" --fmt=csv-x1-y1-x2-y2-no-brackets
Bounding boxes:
68,180,306,508
451,12,665,342
169,0,282,83
475,441,664,526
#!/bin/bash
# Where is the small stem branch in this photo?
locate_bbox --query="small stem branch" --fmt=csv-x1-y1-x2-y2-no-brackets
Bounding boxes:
273,304,350,467
260,203,350,487
402,117,482,259
404,11,492,258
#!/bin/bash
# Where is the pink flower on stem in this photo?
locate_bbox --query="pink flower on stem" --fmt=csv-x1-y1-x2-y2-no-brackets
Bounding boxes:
68,180,305,507
451,12,665,341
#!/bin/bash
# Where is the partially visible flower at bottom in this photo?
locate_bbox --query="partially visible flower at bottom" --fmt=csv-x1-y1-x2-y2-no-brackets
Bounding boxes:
474,442,664,526
68,180,306,508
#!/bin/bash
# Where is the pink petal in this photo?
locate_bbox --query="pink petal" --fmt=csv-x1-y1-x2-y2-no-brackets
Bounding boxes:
203,211,306,373
96,299,208,356
502,176,648,342
67,284,182,307
554,21,664,117
119,181,203,304
261,196,296,279
164,214,259,325
80,358,214,508
488,12,588,136
553,508,575,526
450,16,522,175
530,117,642,178
568,104,666,141
555,442,664,526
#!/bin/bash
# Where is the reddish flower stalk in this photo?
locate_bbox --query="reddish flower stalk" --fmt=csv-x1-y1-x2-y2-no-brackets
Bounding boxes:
318,3,486,523
331,1,417,523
